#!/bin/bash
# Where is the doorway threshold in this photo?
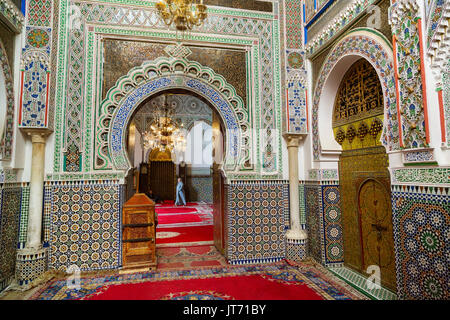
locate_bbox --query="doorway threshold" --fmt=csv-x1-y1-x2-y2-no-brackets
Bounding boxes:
327,266,397,300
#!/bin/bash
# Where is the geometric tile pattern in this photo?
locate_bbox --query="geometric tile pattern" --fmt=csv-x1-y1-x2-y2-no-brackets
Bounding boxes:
48,182,122,272
27,0,52,27
286,239,307,262
305,185,323,264
321,185,344,265
186,176,213,203
391,186,449,300
18,185,30,245
285,0,303,48
15,248,48,286
305,184,344,267
227,182,286,265
0,186,22,292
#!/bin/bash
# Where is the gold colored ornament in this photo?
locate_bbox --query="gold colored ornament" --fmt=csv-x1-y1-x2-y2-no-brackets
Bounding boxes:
156,0,207,32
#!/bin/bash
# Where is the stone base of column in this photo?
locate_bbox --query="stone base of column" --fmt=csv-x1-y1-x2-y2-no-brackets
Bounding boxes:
285,228,308,241
15,247,48,286
286,238,307,262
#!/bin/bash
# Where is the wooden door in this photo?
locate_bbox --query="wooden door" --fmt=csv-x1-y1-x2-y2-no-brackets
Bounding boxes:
149,161,175,201
334,59,396,291
358,177,396,291
213,165,225,254
212,110,225,254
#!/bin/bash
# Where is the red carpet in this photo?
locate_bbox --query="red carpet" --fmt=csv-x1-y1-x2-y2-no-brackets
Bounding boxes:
156,225,213,247
157,214,202,225
154,202,213,247
85,274,323,300
156,207,197,214
30,259,367,300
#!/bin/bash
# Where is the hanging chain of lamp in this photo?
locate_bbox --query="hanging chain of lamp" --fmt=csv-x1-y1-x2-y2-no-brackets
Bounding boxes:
156,0,208,31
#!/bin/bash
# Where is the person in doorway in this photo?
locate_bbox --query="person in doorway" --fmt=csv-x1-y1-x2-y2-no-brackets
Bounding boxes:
147,189,162,204
175,177,186,206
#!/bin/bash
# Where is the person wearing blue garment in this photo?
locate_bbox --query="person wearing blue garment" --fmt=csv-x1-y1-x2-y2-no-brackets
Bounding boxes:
175,177,187,206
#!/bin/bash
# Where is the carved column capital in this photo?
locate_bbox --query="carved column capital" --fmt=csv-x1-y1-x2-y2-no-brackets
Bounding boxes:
21,128,52,143
283,133,307,148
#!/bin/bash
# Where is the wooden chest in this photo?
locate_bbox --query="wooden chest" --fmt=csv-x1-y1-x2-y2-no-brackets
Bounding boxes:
122,193,157,270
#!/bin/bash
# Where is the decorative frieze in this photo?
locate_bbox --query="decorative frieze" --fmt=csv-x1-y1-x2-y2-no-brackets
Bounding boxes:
390,0,430,149
305,0,379,56
391,167,450,186
0,0,25,33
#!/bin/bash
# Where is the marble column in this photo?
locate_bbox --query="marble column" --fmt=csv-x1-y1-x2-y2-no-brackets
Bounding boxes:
26,132,47,249
15,130,50,286
283,134,307,240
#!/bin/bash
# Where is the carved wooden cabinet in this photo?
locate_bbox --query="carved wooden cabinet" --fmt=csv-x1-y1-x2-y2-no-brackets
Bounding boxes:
122,193,157,270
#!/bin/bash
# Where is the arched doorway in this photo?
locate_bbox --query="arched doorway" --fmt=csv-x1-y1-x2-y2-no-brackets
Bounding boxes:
333,58,396,291
125,90,226,254
98,57,248,263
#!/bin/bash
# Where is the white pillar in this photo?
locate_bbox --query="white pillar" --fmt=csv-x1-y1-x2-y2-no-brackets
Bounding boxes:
283,134,307,240
25,132,48,250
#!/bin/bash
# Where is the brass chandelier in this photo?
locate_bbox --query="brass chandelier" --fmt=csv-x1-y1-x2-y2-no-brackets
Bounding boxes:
142,95,186,153
156,0,207,32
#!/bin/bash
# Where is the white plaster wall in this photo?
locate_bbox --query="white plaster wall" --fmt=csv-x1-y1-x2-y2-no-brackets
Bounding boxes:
185,121,212,168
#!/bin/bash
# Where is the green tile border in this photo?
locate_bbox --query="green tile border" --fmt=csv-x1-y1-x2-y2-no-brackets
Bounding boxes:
328,266,397,300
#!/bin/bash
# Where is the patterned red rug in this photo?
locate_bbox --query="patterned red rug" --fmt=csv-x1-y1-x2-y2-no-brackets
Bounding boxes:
29,260,366,300
157,246,227,270
156,225,213,247
85,274,323,300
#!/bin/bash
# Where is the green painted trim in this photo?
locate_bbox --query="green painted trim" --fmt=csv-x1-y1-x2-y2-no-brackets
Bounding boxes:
329,269,377,300
345,27,393,50
404,162,439,167
328,267,397,300
88,0,274,19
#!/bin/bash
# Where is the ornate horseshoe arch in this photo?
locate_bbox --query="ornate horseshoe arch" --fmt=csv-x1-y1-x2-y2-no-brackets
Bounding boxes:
312,28,399,161
95,57,250,173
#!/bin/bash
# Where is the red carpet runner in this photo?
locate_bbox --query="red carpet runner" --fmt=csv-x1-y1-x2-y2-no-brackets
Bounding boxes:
155,202,214,247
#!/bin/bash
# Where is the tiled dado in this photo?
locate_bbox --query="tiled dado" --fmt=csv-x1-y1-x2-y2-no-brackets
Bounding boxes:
305,184,344,267
286,238,307,262
46,181,123,272
0,185,23,292
391,185,449,300
15,248,48,286
226,181,288,265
